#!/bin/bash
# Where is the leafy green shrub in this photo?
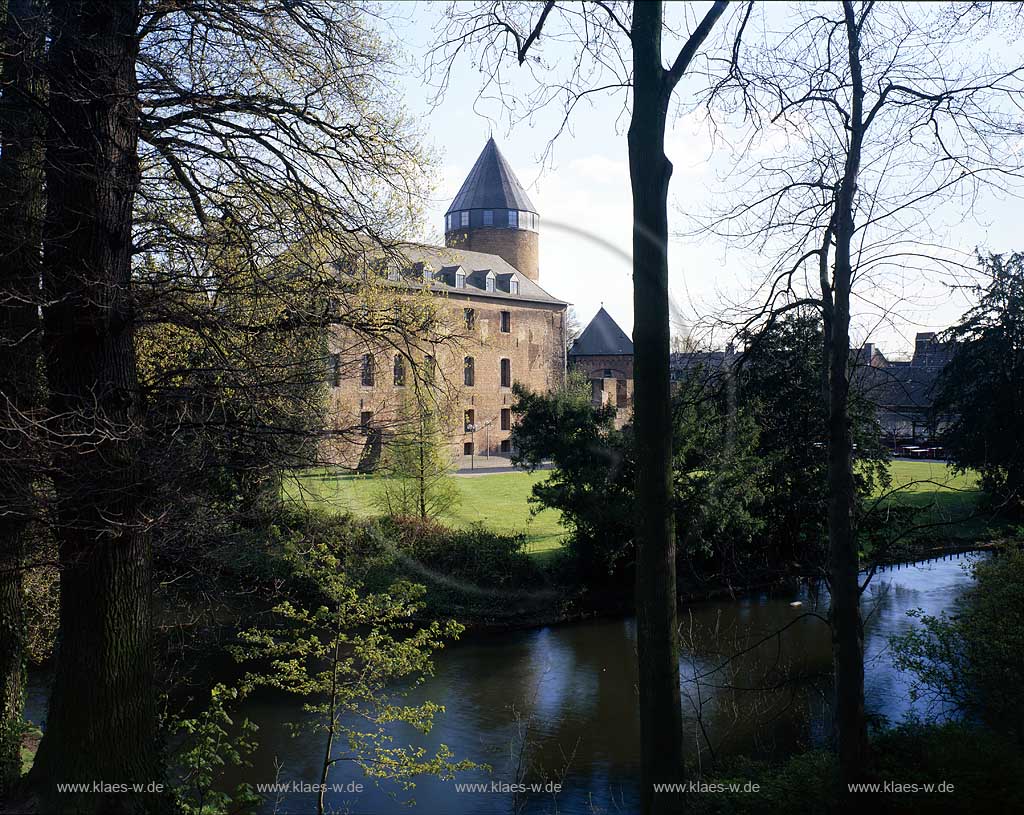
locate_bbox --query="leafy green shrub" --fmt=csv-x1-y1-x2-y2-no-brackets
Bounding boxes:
890,546,1024,742
690,723,1024,814
167,684,260,815
262,508,554,621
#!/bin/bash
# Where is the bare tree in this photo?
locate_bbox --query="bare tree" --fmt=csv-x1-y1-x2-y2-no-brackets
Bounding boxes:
429,3,752,810
26,1,157,810
696,0,1024,787
18,1,450,810
0,0,47,792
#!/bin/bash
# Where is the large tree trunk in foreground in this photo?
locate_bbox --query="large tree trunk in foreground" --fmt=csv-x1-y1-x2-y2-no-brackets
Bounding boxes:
828,0,869,793
629,3,684,812
0,0,47,794
29,1,159,812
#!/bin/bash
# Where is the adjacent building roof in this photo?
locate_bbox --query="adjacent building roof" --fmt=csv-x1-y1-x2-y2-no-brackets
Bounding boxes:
398,243,565,305
445,137,538,215
569,307,633,356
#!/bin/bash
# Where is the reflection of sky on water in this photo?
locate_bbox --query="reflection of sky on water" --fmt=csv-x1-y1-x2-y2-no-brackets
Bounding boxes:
23,553,981,815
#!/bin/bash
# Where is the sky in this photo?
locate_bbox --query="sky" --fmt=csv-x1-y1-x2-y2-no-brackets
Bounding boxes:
384,1,1023,357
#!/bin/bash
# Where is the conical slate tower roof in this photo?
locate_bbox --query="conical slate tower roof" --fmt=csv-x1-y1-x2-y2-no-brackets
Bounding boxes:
569,307,634,356
446,137,537,215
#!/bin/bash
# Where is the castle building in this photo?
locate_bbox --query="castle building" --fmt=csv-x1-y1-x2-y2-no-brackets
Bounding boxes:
568,307,634,427
327,138,568,468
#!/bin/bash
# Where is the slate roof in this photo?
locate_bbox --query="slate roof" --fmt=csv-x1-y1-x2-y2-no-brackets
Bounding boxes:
446,137,538,215
569,307,633,356
854,333,956,412
398,243,564,305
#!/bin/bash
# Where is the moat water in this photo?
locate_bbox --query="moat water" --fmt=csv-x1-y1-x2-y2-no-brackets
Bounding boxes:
27,553,978,815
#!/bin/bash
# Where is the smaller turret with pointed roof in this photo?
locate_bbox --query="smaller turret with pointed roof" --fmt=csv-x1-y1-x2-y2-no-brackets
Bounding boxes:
445,137,541,281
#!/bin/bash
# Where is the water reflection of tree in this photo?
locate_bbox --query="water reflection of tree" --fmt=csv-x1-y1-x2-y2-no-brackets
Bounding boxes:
679,600,833,766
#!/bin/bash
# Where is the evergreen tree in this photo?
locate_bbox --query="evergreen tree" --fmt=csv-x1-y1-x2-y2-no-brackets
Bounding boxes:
935,252,1024,518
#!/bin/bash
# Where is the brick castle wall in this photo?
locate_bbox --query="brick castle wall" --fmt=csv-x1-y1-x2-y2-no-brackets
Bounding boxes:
445,227,539,281
326,293,566,468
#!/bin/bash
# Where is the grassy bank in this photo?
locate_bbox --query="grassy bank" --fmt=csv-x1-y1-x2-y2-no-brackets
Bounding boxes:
880,460,1007,544
286,460,995,560
284,469,566,554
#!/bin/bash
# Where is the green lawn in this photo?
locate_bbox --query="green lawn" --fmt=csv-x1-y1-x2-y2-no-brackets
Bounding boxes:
283,469,567,554
285,460,994,559
880,459,995,542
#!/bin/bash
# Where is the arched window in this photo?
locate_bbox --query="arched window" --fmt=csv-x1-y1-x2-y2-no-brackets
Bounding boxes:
464,356,475,387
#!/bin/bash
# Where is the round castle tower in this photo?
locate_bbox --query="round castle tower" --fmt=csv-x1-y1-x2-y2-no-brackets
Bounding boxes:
444,137,540,281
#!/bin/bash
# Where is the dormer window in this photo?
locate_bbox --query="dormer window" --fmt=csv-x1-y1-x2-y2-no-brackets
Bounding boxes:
510,279,519,294
508,210,518,228
483,210,493,226
456,271,465,288
485,273,495,292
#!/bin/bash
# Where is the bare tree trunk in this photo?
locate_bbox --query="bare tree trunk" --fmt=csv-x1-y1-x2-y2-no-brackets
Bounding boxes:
827,0,869,791
0,0,46,793
629,3,683,811
28,1,161,811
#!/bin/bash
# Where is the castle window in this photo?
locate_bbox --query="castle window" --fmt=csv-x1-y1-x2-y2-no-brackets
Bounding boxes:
501,408,511,431
464,307,475,330
464,356,475,386
360,354,374,387
360,411,373,435
424,355,435,382
464,409,475,432
510,279,519,294
456,271,465,288
500,311,510,333
500,358,511,388
508,210,518,228
329,353,341,387
393,355,405,387
483,210,493,226
460,210,469,227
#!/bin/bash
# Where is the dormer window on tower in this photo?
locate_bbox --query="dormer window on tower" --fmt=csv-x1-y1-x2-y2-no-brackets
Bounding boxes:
483,210,493,226
508,210,518,228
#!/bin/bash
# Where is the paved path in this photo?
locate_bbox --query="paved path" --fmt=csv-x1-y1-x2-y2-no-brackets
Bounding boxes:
454,456,552,476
